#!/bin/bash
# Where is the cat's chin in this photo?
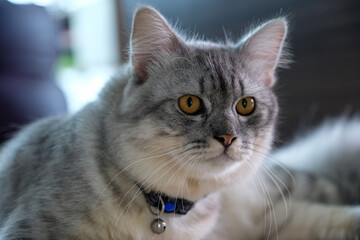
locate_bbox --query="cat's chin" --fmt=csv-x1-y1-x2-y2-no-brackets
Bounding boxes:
190,156,245,180
208,152,236,163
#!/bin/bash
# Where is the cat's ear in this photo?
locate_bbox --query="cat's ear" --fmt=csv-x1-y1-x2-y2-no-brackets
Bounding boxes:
130,6,183,82
240,18,289,86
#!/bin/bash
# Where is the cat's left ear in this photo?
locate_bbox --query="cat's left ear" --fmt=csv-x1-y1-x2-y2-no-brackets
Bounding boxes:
130,6,184,83
239,18,289,86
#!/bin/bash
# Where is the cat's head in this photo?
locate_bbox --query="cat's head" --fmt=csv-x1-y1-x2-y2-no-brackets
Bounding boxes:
105,6,288,200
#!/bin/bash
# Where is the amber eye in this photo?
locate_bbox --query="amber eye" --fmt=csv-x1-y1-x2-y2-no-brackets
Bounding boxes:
178,95,201,115
236,97,256,116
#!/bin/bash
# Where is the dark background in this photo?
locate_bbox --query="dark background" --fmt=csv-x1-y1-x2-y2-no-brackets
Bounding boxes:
117,0,360,146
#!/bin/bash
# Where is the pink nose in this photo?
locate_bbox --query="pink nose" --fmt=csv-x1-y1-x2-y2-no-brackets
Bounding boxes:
214,134,237,148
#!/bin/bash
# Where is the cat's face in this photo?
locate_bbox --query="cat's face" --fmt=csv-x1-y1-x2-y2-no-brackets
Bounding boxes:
109,7,287,199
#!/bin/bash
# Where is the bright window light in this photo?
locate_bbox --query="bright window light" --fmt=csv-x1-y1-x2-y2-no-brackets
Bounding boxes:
7,0,105,10
8,0,55,6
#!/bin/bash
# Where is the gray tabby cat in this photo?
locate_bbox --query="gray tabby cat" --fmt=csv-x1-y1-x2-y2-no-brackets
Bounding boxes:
0,6,359,240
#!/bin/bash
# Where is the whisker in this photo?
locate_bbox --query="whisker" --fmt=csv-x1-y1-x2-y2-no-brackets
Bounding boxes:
160,154,198,219
109,147,187,237
248,161,271,239
244,143,295,186
115,151,193,236
95,145,185,206
113,154,183,237
261,164,290,219
246,142,295,183
260,171,278,240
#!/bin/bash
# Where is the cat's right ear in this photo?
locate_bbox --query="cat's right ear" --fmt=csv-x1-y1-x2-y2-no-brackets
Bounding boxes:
239,18,289,86
130,6,183,83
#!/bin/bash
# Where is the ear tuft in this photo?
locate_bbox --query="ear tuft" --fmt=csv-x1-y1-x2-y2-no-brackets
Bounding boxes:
130,6,182,81
241,18,289,86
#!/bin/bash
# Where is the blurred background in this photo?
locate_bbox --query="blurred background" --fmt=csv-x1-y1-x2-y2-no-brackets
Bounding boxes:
0,0,359,146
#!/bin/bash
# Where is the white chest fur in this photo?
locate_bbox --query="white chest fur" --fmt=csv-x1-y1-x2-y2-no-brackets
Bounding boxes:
78,192,220,240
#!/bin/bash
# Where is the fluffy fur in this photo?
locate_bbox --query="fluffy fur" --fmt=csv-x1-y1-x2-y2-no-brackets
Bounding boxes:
0,6,359,240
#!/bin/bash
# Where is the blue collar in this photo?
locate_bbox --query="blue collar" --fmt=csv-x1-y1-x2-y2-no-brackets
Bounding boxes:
140,187,195,215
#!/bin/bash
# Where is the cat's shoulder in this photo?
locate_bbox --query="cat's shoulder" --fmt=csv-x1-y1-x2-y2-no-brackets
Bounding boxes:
98,64,132,107
0,116,64,163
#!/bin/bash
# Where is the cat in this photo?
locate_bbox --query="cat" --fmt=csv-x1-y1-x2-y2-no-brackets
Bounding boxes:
0,5,359,240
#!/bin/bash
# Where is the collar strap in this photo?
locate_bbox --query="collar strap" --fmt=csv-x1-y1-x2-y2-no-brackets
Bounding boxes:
141,188,194,215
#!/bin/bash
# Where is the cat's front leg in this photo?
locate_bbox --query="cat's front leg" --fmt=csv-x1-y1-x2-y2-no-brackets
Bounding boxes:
276,201,360,240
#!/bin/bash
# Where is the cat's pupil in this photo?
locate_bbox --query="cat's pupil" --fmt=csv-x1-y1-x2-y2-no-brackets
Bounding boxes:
187,97,193,107
242,99,247,108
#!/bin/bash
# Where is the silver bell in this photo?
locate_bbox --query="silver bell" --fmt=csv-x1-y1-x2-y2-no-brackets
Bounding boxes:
151,218,166,234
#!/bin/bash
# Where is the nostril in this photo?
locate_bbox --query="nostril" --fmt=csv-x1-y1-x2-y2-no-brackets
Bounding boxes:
214,135,236,148
214,136,225,144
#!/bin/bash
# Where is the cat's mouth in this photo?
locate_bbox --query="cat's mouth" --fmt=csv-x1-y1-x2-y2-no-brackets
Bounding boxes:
211,151,234,162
